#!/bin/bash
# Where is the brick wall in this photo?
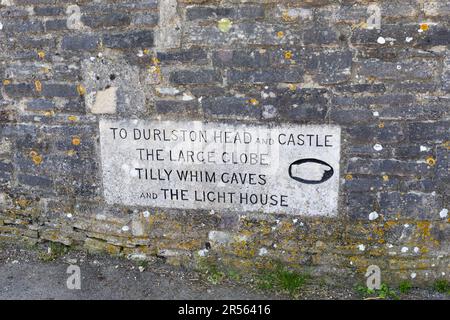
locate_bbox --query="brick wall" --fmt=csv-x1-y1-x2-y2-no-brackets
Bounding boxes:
0,0,449,286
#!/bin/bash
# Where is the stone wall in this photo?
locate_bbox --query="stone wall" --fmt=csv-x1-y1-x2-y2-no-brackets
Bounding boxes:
0,0,448,286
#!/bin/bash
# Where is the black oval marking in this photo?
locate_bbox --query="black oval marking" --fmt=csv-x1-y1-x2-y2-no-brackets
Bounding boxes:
288,158,334,184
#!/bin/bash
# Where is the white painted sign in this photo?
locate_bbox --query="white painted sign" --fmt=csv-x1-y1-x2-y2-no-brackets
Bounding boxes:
99,119,341,216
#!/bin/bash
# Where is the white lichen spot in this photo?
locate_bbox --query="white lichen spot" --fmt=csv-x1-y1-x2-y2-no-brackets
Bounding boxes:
410,272,417,279
143,210,150,218
439,208,448,219
401,247,409,253
420,145,430,152
121,226,130,232
373,143,383,151
406,37,413,43
414,247,420,253
66,213,73,218
0,22,3,30
258,247,268,256
218,18,232,33
358,244,366,251
156,87,180,96
396,65,402,70
377,36,386,44
373,111,379,117
181,93,194,101
292,218,298,224
198,248,209,257
96,214,106,220
369,211,379,221
209,210,215,215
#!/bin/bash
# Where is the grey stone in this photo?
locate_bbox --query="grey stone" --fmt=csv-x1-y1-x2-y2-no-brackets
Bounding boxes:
61,35,100,51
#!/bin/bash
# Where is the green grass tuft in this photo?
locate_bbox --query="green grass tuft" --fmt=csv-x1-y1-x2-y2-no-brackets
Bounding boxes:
399,280,413,295
257,264,308,296
433,279,450,294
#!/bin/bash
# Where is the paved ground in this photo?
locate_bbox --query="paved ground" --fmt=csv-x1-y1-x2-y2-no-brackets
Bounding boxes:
0,243,447,300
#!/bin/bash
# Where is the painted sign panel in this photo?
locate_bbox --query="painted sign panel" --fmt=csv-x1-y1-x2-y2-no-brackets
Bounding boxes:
99,119,341,216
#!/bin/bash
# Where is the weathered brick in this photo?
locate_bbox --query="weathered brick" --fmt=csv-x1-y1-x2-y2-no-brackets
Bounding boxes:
155,100,199,115
0,160,13,182
303,26,341,45
158,49,207,63
408,121,450,142
61,35,100,51
417,27,450,47
2,20,44,34
18,174,53,189
329,107,374,124
212,50,270,68
202,96,261,118
442,55,450,92
41,84,79,98
316,50,352,84
375,104,447,121
333,84,386,94
227,67,303,84
82,14,131,29
34,6,65,16
344,176,400,192
26,99,55,111
170,70,221,85
277,104,327,122
45,19,68,32
186,5,264,21
347,158,430,176
358,59,437,80
102,30,154,49
424,1,450,17
131,13,159,26
332,94,416,107
379,192,443,219
345,123,405,143
3,83,36,98
347,192,378,220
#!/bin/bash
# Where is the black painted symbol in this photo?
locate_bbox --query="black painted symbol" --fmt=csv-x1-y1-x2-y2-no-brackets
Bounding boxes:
288,158,334,184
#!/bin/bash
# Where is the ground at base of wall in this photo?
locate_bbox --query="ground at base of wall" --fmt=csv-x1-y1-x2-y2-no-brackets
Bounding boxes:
0,243,447,300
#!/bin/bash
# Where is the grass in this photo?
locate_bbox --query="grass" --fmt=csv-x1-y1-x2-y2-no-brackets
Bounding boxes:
37,242,69,262
195,258,226,285
256,264,308,296
399,280,413,295
205,264,226,285
433,279,450,294
355,283,399,300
